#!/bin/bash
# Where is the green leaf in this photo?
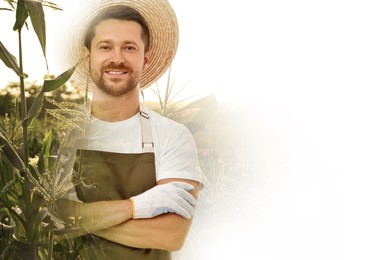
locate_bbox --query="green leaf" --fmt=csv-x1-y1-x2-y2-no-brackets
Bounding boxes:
31,207,49,240
25,91,43,125
52,226,84,236
28,163,39,182
0,7,14,11
5,0,16,10
38,130,52,173
0,41,27,78
42,65,77,92
45,209,65,230
0,131,24,171
0,180,16,195
24,0,48,68
13,0,28,31
0,198,27,236
24,65,77,125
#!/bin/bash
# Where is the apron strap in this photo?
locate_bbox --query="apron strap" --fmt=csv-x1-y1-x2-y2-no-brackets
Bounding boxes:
140,104,154,153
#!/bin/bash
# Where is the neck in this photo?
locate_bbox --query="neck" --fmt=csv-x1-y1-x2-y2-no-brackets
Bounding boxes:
91,89,140,122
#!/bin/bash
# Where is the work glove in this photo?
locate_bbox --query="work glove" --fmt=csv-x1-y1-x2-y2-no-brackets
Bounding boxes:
130,182,196,219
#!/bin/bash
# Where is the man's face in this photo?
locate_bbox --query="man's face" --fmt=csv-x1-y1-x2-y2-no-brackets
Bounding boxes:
86,19,149,96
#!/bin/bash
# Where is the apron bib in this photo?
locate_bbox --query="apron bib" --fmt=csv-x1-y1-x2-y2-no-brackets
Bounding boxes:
74,107,171,260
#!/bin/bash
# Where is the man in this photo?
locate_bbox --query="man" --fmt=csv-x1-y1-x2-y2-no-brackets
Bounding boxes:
59,1,201,259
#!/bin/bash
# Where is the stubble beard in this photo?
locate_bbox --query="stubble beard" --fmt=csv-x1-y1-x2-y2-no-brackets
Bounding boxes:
91,65,141,97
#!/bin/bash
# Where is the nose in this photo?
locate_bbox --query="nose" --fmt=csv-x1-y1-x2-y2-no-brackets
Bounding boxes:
109,47,125,64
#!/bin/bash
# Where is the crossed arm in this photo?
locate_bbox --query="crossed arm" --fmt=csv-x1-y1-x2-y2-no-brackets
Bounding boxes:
56,178,199,251
94,179,199,251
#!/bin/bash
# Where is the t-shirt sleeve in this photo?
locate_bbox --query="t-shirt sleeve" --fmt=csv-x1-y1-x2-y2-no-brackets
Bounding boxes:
156,122,202,185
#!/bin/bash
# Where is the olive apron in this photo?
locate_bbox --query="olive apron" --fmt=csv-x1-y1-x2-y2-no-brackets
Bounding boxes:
74,107,171,260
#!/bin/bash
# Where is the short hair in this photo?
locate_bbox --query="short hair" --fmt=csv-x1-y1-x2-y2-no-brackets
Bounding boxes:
83,5,150,52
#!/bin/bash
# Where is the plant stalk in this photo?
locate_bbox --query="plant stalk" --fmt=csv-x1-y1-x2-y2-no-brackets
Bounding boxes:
47,199,55,259
18,30,29,165
18,28,36,258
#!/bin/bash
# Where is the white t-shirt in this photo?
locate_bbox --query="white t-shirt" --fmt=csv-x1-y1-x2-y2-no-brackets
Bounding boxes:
77,106,201,183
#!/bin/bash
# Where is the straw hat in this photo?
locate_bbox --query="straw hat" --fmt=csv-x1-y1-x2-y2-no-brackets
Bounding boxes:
66,0,179,90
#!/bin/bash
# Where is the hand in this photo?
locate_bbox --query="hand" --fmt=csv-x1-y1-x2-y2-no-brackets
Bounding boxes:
130,182,196,219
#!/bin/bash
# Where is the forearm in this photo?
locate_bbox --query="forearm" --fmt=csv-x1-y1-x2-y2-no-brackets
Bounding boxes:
94,213,193,251
54,198,133,237
93,179,199,250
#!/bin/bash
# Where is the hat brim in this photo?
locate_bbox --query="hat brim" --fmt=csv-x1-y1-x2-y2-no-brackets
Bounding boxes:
66,0,179,90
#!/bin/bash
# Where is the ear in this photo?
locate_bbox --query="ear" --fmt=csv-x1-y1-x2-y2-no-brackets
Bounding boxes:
82,47,90,70
142,51,150,71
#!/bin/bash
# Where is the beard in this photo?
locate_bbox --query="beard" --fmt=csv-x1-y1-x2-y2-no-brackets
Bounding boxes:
90,63,142,97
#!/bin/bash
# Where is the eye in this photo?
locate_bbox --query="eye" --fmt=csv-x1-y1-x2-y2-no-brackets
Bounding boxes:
98,44,111,51
123,46,136,52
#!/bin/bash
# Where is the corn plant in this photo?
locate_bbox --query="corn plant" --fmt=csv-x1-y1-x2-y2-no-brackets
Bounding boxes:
0,0,78,259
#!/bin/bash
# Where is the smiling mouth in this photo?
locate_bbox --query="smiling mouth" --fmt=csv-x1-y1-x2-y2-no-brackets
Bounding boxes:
106,71,127,75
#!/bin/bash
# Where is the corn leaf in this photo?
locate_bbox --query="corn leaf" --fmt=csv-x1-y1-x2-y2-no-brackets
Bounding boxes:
42,65,77,92
52,226,85,236
24,65,77,125
0,41,26,78
0,7,14,11
13,0,28,31
0,131,24,171
31,207,49,240
0,180,16,195
24,0,48,69
38,129,52,174
5,0,16,10
25,92,43,125
0,198,27,236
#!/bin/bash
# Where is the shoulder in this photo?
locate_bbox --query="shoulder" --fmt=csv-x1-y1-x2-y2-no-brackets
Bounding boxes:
143,106,196,157
146,107,192,138
143,106,202,184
